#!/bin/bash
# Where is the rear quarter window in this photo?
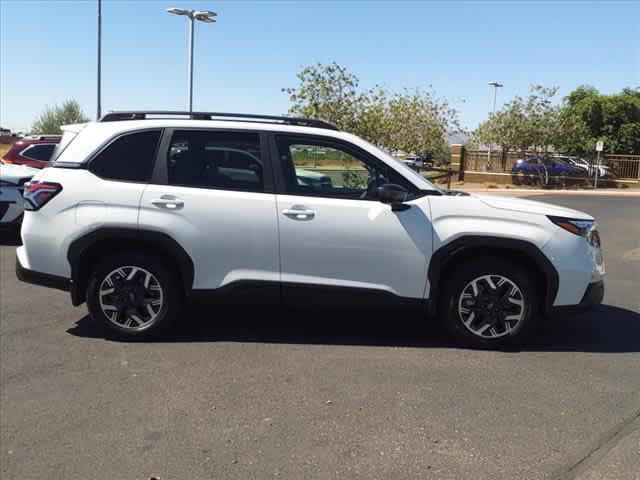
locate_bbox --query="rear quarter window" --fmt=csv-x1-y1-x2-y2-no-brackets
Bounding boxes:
89,130,161,182
50,131,78,162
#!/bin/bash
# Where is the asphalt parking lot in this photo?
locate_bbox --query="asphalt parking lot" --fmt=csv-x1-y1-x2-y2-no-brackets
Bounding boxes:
1,194,638,480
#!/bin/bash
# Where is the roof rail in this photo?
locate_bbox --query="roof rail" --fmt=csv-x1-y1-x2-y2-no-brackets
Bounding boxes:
99,111,338,130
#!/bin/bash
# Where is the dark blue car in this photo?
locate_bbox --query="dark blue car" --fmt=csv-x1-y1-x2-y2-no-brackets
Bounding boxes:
512,157,585,177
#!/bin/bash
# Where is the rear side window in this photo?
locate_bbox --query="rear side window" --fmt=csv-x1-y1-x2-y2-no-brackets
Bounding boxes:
21,144,56,161
90,130,160,182
51,131,78,162
167,130,264,192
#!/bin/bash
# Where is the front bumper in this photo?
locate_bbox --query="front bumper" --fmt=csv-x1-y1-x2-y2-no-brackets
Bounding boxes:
16,254,70,292
551,280,604,315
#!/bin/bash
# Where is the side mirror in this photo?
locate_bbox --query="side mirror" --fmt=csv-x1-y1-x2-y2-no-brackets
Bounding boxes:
377,184,410,211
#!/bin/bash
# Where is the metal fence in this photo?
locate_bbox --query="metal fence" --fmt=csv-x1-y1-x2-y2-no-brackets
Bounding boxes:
604,154,640,179
463,150,640,180
464,151,521,173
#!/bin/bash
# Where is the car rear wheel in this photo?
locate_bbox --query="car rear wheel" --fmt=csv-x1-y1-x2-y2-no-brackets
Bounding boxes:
87,253,181,338
441,258,539,348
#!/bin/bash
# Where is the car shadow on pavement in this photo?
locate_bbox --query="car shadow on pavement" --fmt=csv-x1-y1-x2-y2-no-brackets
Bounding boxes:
67,303,640,353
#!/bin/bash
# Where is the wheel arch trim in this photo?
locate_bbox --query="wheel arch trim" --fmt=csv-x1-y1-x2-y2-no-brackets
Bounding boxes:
67,227,194,306
427,236,559,316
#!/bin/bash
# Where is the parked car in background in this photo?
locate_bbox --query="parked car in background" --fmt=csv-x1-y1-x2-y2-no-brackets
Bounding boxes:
0,163,39,228
512,156,585,178
1,135,60,168
296,169,333,189
403,154,433,169
403,156,423,168
555,156,614,178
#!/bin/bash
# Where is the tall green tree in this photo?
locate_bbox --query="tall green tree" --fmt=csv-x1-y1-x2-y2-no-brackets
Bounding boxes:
552,86,640,156
385,88,460,162
473,85,559,154
282,62,369,133
474,96,529,153
283,62,461,162
31,100,89,134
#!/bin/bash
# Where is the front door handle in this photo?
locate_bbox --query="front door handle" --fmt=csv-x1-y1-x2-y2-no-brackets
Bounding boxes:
151,194,184,210
282,205,315,220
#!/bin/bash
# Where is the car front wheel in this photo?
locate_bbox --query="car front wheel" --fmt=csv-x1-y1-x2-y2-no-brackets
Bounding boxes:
441,258,539,348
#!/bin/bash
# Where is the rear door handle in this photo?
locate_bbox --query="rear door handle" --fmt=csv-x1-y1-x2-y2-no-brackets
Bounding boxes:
282,206,315,220
151,195,184,210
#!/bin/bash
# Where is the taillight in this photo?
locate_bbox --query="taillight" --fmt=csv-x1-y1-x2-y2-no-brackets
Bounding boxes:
23,181,62,211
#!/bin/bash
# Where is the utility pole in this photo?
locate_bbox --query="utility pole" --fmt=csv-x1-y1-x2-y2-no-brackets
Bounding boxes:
487,81,503,170
97,0,102,119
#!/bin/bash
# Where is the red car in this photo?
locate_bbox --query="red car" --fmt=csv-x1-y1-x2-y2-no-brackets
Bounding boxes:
2,136,60,168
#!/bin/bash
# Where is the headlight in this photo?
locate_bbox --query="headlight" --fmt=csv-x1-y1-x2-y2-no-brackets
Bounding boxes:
548,215,595,236
587,228,601,248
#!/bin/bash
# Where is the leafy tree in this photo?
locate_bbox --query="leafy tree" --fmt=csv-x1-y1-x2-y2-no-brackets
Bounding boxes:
282,62,368,133
553,86,640,156
31,100,89,134
385,88,461,163
473,85,559,155
525,85,559,152
283,62,461,163
474,96,529,153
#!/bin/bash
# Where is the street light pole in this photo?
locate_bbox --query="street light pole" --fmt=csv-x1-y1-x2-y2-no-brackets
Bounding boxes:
97,0,102,119
167,7,217,113
487,81,503,170
188,15,194,112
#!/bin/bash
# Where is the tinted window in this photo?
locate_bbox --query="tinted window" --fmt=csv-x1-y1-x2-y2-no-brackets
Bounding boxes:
167,130,263,192
275,135,414,200
90,131,160,182
21,144,56,161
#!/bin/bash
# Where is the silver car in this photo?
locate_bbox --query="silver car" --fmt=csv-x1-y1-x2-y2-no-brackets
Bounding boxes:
0,163,38,227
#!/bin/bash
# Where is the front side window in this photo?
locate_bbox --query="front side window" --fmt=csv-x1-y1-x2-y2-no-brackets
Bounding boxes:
21,144,56,161
167,130,263,192
275,135,414,200
90,130,160,182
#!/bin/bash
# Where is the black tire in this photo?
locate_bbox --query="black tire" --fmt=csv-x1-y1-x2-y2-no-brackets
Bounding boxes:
440,257,539,349
87,253,181,338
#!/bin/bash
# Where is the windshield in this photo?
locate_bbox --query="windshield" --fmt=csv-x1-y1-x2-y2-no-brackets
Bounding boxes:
357,139,443,193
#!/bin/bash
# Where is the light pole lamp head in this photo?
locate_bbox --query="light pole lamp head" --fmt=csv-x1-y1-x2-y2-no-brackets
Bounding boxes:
194,10,217,22
489,81,504,88
167,7,191,16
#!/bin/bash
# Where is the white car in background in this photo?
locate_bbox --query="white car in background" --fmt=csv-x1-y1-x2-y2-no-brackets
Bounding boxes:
0,163,38,228
555,156,614,178
402,155,424,168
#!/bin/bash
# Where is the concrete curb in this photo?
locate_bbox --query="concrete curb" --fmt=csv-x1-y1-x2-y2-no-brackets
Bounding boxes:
458,188,640,197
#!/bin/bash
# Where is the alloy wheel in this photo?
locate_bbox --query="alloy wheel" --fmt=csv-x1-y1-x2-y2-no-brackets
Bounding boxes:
98,266,164,331
457,274,525,339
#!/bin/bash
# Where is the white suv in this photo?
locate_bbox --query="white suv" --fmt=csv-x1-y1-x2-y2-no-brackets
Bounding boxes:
16,111,605,348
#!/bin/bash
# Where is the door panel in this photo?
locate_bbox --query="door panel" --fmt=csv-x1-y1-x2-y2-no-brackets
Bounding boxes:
272,134,433,301
139,129,280,291
140,186,279,289
276,195,432,300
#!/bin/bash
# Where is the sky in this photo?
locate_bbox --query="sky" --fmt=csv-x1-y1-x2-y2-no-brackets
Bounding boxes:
1,0,638,132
